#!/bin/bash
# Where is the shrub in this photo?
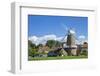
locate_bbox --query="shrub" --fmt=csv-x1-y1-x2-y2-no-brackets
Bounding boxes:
80,50,88,56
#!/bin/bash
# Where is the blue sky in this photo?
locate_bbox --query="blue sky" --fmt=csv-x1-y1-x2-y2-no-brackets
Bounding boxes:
28,15,88,39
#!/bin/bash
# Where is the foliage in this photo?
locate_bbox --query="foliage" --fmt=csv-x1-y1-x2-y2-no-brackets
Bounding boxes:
28,47,37,56
55,41,62,47
37,44,43,48
28,40,36,48
80,50,88,56
46,40,62,48
28,40,37,56
46,40,56,48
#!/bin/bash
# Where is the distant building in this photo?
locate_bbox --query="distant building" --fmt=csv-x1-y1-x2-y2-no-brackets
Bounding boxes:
76,42,88,56
81,42,88,51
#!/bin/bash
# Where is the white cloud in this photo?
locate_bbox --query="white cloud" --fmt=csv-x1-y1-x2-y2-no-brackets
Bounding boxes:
29,36,38,42
29,34,64,45
76,39,88,45
29,34,87,45
77,35,87,44
79,35,85,39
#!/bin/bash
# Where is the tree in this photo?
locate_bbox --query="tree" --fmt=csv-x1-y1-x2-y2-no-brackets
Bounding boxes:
46,40,62,49
36,44,43,48
28,40,36,48
28,40,37,56
55,41,62,48
80,50,88,56
28,47,36,56
46,40,56,48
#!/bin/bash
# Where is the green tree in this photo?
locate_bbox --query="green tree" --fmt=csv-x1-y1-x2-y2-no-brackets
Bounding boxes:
46,40,56,48
46,40,62,49
80,50,88,56
55,41,62,48
28,47,36,56
36,44,43,48
28,40,36,48
28,40,37,56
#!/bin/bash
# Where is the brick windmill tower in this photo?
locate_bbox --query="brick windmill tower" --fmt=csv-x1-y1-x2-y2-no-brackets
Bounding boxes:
66,29,77,56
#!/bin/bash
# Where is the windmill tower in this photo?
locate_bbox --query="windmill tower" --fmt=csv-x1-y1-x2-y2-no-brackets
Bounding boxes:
66,29,77,56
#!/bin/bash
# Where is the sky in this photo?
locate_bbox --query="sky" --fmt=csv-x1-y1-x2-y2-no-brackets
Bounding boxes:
28,15,88,45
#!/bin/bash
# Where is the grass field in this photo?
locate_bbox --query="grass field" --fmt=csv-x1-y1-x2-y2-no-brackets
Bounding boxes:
28,56,88,61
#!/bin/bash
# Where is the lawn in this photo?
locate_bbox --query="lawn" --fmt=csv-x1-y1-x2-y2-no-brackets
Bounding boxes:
28,56,88,61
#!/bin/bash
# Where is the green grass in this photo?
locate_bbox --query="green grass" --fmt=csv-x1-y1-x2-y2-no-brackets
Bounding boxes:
28,56,88,61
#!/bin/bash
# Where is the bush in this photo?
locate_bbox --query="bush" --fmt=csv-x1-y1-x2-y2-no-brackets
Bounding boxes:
80,50,88,56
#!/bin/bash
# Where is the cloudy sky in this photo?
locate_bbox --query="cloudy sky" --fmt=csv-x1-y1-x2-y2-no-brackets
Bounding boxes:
28,34,64,45
28,15,88,45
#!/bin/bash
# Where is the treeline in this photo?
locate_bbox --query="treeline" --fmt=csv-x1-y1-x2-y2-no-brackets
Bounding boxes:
28,40,62,57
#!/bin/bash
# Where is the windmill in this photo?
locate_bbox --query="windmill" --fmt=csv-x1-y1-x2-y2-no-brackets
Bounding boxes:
50,23,78,56
52,23,77,56
60,24,76,48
